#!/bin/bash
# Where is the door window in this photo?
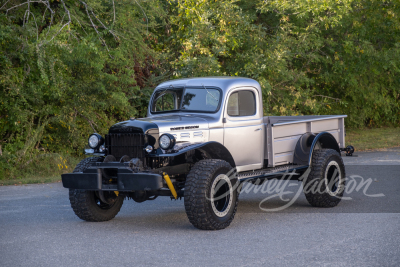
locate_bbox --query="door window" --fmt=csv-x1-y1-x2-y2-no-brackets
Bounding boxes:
227,90,256,116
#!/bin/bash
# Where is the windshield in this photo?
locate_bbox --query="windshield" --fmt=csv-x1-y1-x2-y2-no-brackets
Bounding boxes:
151,87,221,113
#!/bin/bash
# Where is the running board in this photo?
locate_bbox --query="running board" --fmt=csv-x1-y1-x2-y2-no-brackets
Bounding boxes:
237,165,308,182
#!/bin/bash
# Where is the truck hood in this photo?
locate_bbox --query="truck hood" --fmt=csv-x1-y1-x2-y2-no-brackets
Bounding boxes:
138,114,209,133
109,114,210,144
108,119,158,134
108,114,210,142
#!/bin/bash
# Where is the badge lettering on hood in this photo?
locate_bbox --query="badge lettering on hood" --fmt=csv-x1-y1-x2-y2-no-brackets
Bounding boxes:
170,125,199,131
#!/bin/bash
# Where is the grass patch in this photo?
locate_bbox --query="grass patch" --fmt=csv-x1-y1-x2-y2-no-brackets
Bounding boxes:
0,176,63,186
346,127,400,151
0,153,82,186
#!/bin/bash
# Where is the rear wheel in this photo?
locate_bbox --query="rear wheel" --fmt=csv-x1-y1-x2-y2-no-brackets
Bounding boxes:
184,159,238,230
303,149,346,207
69,157,124,222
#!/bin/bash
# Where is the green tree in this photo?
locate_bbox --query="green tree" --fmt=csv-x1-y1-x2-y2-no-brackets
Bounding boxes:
0,0,168,179
1,0,399,180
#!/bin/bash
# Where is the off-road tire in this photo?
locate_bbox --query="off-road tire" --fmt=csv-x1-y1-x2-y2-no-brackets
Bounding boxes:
303,149,346,207
184,159,238,230
69,157,124,222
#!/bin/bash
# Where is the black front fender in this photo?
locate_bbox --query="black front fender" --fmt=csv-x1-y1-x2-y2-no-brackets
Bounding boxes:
149,141,236,168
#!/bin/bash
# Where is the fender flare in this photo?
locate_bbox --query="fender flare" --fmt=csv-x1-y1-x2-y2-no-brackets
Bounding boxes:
293,132,340,166
149,141,236,168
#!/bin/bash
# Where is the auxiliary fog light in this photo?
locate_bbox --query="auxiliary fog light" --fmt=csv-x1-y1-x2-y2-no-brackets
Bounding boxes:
145,145,153,153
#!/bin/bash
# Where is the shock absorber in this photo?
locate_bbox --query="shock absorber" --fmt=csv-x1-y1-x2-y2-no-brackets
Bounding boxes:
163,172,178,199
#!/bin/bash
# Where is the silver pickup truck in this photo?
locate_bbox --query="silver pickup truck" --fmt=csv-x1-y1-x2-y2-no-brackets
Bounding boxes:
62,77,354,230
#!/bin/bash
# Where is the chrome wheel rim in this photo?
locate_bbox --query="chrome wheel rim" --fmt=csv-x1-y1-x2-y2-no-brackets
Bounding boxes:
324,161,343,196
211,174,233,217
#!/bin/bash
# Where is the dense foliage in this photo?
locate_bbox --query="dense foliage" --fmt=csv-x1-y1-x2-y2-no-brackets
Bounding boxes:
1,0,399,179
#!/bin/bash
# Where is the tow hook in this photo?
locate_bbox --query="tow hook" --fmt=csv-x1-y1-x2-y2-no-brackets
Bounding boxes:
341,145,355,156
163,172,177,199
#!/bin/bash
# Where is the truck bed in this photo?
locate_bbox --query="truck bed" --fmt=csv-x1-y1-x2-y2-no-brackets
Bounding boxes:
263,115,346,167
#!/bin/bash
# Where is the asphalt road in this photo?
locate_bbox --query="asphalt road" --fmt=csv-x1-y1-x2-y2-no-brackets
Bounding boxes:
1,148,400,267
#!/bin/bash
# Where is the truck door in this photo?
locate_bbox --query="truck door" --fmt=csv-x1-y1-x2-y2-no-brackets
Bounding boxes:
223,87,264,172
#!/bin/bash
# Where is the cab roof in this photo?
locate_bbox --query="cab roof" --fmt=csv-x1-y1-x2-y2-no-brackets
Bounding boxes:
156,77,261,94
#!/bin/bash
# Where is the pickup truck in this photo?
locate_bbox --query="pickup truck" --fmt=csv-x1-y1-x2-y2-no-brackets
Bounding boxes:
62,77,354,230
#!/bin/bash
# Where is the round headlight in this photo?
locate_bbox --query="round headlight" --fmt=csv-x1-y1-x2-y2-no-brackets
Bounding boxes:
159,134,176,150
88,133,103,149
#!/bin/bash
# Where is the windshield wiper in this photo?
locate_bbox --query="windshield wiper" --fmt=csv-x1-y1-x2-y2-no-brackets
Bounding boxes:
201,83,218,101
153,84,176,103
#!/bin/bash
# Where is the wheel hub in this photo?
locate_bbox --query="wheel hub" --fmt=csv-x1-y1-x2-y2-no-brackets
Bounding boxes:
95,191,117,208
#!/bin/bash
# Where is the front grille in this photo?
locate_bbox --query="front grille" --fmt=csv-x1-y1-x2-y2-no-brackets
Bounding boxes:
105,133,145,161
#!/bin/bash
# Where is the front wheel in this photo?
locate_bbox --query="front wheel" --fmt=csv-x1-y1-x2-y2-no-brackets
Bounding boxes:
184,159,239,230
69,190,124,222
303,149,346,207
68,157,124,222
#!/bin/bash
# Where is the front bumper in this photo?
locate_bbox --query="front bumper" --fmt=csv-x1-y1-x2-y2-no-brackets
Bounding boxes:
62,162,163,191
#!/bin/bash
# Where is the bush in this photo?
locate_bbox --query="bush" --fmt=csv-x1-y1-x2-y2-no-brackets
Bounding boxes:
1,0,399,181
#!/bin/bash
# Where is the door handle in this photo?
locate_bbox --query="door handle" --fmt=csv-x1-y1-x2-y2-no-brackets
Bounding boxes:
255,128,262,131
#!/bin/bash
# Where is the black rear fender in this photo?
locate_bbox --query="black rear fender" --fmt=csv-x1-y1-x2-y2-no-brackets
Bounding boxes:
293,132,341,166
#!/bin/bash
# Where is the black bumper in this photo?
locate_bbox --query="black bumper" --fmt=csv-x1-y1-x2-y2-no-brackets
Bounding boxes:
62,164,163,191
